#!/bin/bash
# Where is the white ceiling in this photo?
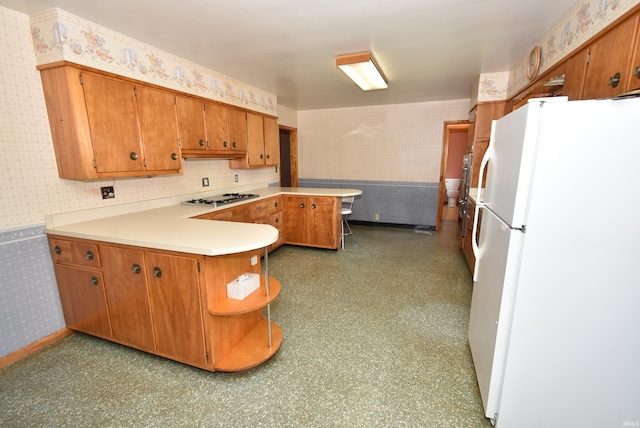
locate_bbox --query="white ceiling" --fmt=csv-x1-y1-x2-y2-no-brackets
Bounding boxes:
1,0,578,110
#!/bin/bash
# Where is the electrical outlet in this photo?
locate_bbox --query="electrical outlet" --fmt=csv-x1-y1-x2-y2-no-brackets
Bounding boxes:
101,186,115,199
375,213,380,221
202,177,209,187
234,174,239,183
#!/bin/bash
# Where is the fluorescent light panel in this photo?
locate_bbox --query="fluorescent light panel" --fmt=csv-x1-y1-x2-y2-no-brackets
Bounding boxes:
336,52,388,91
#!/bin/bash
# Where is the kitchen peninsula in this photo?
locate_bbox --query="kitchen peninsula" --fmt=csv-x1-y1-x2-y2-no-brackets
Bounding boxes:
44,186,361,372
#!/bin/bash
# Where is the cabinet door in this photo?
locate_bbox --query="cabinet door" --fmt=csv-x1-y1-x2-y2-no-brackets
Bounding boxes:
247,113,266,166
176,96,207,150
562,47,589,100
100,246,155,351
146,252,206,366
204,103,231,151
136,86,181,172
228,109,248,151
54,265,111,337
628,18,640,92
81,72,144,173
308,197,339,249
263,117,280,166
283,196,309,245
582,16,637,99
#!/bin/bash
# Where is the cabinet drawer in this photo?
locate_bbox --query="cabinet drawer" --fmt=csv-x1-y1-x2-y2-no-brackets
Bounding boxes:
49,238,101,268
268,196,282,214
251,201,269,219
269,211,282,229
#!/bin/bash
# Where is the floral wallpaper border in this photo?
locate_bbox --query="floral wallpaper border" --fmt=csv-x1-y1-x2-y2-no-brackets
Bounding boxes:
29,8,277,114
476,0,640,104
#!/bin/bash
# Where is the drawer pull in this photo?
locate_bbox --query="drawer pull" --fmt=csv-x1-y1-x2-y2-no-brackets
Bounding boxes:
199,139,206,147
171,153,178,160
132,263,141,274
54,246,61,255
90,276,99,286
634,66,640,78
130,152,139,161
152,267,162,278
311,204,317,209
232,141,237,148
223,141,228,148
608,72,621,88
85,251,94,261
300,203,305,208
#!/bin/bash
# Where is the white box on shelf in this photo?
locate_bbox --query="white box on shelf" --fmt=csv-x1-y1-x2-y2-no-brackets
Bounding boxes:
226,272,260,300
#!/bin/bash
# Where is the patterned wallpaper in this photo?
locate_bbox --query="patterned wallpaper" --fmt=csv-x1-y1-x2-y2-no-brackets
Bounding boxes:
475,0,640,103
298,99,470,184
29,8,277,115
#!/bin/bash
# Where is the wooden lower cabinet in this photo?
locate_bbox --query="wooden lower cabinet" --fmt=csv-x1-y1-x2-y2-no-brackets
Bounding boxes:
48,236,281,372
283,195,340,249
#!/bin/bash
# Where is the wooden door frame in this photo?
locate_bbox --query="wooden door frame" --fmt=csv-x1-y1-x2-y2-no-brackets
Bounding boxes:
436,121,469,231
279,125,298,187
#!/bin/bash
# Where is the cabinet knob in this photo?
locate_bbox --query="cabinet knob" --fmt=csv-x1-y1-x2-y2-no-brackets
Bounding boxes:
130,152,139,161
311,204,317,209
260,154,264,159
275,218,279,223
90,276,99,286
608,72,621,88
199,139,206,147
171,153,178,160
85,250,94,260
300,203,305,208
53,245,61,255
274,202,278,208
232,141,237,148
152,267,162,278
634,66,640,78
223,141,228,148
266,154,270,159
132,263,141,274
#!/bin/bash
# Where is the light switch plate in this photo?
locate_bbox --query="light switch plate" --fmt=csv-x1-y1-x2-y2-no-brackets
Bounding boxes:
202,177,209,187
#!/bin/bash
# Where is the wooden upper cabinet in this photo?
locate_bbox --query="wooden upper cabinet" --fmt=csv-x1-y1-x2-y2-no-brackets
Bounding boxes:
135,86,181,171
39,64,182,180
628,15,640,92
175,95,207,151
562,47,589,100
582,14,638,99
204,102,231,151
247,112,266,166
264,117,280,167
228,109,249,152
81,72,145,174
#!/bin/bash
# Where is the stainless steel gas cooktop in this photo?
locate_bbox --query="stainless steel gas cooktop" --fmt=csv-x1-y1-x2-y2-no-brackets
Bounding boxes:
181,193,259,207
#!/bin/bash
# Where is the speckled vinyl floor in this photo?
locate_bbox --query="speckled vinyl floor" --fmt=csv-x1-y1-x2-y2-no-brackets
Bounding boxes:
0,221,492,427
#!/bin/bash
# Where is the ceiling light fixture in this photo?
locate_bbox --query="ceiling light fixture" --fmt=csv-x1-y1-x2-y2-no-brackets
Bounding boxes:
336,52,388,91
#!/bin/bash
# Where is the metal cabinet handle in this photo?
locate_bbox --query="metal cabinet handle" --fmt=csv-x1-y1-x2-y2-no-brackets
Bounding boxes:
199,139,206,147
85,251,94,260
608,72,621,88
171,153,178,160
266,154,270,159
132,263,141,274
275,218,279,223
260,154,264,159
152,267,162,278
130,152,139,161
311,204,317,209
54,245,61,255
90,276,99,286
300,203,305,208
274,202,278,208
232,142,237,148
223,141,228,148
634,66,640,78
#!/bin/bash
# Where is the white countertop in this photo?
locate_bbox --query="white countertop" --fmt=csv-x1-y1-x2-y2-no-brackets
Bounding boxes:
43,186,362,256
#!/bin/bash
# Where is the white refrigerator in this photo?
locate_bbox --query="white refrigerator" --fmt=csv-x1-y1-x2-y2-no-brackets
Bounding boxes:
468,97,640,427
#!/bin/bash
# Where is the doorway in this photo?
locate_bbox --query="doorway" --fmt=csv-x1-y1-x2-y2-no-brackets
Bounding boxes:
279,126,298,187
436,121,469,231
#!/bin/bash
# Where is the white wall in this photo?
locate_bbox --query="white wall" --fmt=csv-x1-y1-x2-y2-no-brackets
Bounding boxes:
297,100,469,183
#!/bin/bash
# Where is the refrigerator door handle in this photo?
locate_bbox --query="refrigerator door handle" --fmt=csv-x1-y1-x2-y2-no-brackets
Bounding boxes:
471,202,482,281
476,121,496,205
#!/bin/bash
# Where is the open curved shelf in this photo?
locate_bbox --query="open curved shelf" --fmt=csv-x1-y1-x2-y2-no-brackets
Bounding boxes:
209,275,280,315
213,319,282,372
